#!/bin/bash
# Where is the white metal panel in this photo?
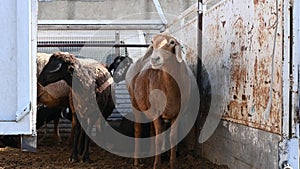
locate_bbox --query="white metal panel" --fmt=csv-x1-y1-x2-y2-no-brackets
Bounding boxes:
0,0,37,135
0,0,18,121
202,0,283,134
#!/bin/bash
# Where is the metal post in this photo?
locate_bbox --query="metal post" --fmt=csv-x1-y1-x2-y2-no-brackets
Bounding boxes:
115,31,120,56
195,0,203,156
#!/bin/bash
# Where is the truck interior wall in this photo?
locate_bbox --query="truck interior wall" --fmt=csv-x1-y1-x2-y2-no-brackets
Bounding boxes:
201,121,280,168
199,0,285,168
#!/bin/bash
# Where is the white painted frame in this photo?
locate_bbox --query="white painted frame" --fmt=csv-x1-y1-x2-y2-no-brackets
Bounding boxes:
280,0,299,168
0,0,37,135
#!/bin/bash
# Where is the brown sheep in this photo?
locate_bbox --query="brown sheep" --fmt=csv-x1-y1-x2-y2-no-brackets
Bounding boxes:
38,52,115,163
37,53,100,144
126,32,192,169
37,53,71,143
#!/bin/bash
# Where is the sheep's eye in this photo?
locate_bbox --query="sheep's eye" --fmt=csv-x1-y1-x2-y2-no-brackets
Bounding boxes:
151,40,153,44
169,40,175,45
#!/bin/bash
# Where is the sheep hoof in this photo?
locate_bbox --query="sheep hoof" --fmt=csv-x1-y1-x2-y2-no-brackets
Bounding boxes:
170,161,178,169
153,164,161,169
133,163,144,169
82,158,92,163
69,157,78,163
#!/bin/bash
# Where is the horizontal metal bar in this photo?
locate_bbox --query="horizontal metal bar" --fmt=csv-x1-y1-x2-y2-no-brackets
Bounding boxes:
38,19,164,25
0,120,16,122
38,20,165,30
38,24,165,30
38,42,150,48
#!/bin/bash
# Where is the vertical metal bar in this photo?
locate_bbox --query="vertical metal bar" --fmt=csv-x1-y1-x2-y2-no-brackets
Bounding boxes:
30,0,38,136
280,0,297,168
286,0,300,168
195,0,203,153
115,31,120,56
291,0,300,139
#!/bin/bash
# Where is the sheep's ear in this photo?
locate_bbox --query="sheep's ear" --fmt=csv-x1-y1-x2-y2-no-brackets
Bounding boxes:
67,65,74,73
49,63,62,73
143,45,153,59
175,44,183,63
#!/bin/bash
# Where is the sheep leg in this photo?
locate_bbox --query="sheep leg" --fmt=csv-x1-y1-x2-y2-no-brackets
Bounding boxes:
169,119,178,169
134,122,141,167
53,117,62,143
68,94,76,146
81,134,90,163
150,122,155,155
69,116,80,162
39,120,48,142
67,112,76,146
78,127,86,156
133,108,144,168
153,118,162,169
77,128,89,162
81,120,93,163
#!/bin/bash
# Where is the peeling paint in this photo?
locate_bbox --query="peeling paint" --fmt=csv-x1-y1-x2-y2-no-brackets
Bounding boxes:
203,0,282,134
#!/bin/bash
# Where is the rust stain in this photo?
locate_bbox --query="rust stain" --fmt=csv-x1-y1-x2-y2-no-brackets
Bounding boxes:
254,0,266,6
221,21,226,27
227,15,251,122
204,0,282,134
258,13,266,47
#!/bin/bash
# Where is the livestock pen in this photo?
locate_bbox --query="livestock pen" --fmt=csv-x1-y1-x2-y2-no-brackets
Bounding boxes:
0,0,299,169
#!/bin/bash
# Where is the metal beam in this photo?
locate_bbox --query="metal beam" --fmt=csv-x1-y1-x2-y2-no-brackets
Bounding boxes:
38,19,165,25
38,19,165,30
37,42,149,48
152,0,168,25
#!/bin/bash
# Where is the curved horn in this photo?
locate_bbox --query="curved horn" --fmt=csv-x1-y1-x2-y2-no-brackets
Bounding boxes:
49,63,62,73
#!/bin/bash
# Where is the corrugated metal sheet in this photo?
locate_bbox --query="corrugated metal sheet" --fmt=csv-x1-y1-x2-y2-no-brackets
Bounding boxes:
202,0,283,134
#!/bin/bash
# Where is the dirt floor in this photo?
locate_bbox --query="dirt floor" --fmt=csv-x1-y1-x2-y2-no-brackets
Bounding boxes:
0,135,229,169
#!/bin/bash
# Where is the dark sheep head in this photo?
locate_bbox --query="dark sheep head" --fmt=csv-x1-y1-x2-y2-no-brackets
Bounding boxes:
38,52,77,86
108,56,133,83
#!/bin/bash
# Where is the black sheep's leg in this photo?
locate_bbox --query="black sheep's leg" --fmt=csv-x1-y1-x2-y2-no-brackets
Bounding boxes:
81,118,95,163
82,134,91,163
78,127,85,156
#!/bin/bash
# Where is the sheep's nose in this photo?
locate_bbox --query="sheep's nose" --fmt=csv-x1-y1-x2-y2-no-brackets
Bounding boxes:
151,56,160,63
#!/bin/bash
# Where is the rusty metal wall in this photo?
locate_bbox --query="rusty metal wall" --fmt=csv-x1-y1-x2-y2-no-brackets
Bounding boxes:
202,0,283,134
